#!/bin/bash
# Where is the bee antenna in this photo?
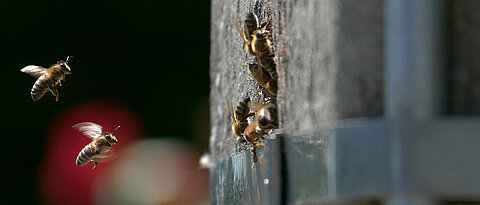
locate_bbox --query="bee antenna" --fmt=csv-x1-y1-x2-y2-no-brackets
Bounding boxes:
112,126,120,133
66,56,73,63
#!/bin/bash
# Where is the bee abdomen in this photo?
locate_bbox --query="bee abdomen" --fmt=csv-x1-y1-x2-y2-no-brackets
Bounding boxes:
235,97,251,122
31,75,49,101
257,55,276,79
244,12,258,37
76,143,95,166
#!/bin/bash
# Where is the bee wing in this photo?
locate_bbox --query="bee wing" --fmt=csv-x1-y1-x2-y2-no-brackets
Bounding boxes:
234,21,250,45
226,99,236,123
20,65,47,77
73,122,103,139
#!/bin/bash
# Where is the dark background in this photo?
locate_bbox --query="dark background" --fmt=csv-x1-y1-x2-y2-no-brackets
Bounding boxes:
0,0,210,203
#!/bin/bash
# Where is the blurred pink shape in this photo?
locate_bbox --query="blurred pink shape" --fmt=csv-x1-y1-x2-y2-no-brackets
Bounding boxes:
37,99,144,205
93,139,210,205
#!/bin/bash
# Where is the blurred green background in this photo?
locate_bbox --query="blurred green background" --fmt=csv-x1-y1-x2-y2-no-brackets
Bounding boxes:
0,0,210,203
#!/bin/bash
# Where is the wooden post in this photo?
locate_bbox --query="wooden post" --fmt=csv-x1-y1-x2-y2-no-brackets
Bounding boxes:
210,0,480,204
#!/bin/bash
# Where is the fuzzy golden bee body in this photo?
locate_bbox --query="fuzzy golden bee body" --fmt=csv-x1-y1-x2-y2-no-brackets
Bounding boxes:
251,22,277,81
251,100,278,132
235,12,259,56
227,98,252,142
228,97,278,165
20,56,72,101
248,63,277,94
236,13,277,93
228,97,278,143
73,122,120,169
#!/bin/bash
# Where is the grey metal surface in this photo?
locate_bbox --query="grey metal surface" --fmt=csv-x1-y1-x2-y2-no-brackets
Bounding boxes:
384,1,446,203
283,118,480,204
211,137,283,205
385,0,446,120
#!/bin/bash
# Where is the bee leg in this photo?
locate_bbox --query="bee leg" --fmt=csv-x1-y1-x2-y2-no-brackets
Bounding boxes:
52,85,59,101
47,83,59,101
57,79,62,87
237,136,246,143
92,161,98,170
54,87,59,101
255,142,265,149
250,146,258,164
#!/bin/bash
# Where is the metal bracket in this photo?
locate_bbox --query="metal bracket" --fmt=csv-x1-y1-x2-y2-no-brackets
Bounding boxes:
211,118,480,204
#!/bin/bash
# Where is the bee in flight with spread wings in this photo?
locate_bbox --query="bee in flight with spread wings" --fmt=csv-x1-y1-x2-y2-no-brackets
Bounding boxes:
73,122,120,169
20,56,72,101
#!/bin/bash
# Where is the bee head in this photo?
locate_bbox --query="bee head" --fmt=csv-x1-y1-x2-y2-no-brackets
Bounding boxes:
105,126,120,144
58,56,73,74
59,62,72,75
105,133,118,144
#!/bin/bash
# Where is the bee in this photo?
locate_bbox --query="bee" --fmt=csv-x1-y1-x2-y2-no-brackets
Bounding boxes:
228,97,278,143
235,12,259,56
73,122,120,170
235,13,277,84
251,22,277,80
227,98,253,142
251,23,273,58
20,56,72,101
228,97,278,167
248,63,277,95
245,100,278,141
243,117,267,144
256,53,276,80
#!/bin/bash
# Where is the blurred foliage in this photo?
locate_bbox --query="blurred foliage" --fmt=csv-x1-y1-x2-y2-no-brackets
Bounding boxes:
0,0,210,203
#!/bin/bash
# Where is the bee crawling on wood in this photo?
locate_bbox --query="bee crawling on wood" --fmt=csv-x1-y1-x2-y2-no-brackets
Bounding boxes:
236,12,277,93
248,63,277,95
20,56,72,101
227,98,252,143
73,122,120,170
235,12,259,57
251,19,277,81
227,97,278,164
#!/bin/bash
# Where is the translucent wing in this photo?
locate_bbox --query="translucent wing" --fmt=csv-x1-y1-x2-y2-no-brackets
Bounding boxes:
73,122,103,139
226,99,236,123
20,65,47,77
235,21,250,45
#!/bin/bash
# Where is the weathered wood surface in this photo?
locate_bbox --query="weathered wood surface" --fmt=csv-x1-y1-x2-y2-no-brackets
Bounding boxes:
209,0,384,164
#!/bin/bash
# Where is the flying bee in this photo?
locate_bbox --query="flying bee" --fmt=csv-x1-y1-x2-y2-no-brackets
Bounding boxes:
248,63,277,95
20,56,72,101
227,98,254,142
73,122,120,170
235,12,259,56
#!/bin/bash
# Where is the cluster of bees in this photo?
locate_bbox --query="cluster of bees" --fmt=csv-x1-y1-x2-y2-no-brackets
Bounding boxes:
21,57,119,169
228,12,278,162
